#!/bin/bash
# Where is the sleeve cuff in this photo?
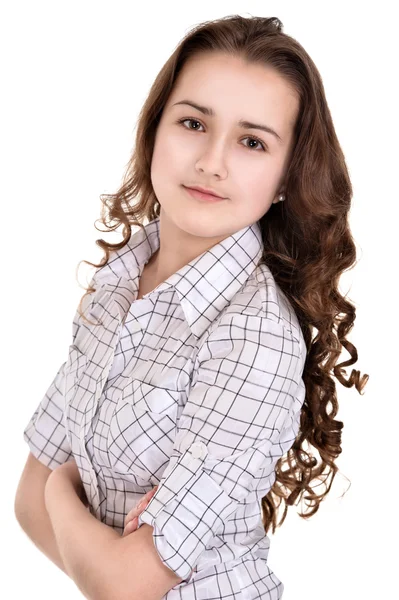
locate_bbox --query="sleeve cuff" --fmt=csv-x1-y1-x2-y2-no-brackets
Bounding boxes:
22,361,73,470
137,442,238,582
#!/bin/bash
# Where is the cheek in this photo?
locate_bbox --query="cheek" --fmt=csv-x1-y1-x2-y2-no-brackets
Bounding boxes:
240,159,282,199
151,132,187,177
235,176,275,220
242,198,273,222
241,170,270,200
150,146,172,193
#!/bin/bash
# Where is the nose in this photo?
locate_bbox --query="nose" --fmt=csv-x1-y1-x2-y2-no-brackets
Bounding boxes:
195,140,228,179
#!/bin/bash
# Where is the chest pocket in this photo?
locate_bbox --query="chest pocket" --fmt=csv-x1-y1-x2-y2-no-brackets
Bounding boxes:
107,379,180,483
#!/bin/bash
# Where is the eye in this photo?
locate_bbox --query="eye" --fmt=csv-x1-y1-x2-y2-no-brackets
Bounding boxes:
176,118,267,152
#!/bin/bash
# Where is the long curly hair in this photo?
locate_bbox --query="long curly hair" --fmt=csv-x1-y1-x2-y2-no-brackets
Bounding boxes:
76,14,369,535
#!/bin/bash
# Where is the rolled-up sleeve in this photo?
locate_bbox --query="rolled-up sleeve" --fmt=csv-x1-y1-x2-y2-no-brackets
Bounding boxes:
22,280,95,470
137,313,307,582
23,359,73,470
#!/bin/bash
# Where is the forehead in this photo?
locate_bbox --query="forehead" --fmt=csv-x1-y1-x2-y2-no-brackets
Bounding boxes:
166,53,299,132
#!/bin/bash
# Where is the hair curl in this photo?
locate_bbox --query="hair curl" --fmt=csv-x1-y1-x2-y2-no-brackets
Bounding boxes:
76,14,369,535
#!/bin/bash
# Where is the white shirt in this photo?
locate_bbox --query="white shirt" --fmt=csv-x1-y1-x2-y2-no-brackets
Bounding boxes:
24,215,307,599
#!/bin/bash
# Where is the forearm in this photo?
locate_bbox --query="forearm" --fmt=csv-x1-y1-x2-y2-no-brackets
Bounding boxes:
19,502,68,576
45,475,121,600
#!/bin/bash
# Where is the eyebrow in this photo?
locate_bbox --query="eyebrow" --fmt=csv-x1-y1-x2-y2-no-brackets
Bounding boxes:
172,99,283,143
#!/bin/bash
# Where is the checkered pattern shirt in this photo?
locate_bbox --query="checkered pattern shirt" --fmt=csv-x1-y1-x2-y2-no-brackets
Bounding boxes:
23,215,307,599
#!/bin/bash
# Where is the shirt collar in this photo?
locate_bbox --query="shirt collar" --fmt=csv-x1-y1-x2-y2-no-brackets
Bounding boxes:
93,216,263,339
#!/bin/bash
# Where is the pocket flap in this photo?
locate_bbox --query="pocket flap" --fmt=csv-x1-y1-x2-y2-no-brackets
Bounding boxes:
122,379,180,415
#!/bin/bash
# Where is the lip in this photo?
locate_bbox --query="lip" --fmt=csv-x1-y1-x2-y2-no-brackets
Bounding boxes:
183,185,227,203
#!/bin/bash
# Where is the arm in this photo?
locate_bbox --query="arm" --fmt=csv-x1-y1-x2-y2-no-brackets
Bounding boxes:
133,315,307,582
44,469,180,600
44,469,120,600
15,492,68,576
14,453,68,575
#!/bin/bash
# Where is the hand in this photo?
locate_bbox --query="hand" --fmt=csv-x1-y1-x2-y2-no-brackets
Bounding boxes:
122,486,158,537
47,459,89,508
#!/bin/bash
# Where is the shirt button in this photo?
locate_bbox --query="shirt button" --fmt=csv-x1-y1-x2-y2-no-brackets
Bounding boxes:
130,321,142,332
191,442,207,459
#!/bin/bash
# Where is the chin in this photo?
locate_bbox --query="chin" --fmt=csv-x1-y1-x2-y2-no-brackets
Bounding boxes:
180,215,230,237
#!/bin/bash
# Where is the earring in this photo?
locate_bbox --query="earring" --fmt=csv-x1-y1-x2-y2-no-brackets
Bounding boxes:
278,193,285,202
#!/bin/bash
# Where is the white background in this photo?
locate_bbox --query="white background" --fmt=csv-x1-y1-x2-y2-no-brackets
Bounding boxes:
2,1,397,598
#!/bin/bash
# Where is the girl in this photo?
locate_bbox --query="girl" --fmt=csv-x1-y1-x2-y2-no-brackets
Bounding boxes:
17,14,368,600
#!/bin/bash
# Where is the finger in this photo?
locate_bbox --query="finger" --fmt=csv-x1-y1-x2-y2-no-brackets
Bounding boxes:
124,498,148,526
124,488,158,526
124,500,144,525
123,517,138,536
123,520,134,536
123,521,134,536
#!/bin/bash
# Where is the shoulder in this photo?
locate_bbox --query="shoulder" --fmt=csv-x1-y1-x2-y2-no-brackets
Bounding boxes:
194,264,307,375
221,262,304,346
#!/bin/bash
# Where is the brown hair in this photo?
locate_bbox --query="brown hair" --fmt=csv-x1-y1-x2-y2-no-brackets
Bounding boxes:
77,14,369,534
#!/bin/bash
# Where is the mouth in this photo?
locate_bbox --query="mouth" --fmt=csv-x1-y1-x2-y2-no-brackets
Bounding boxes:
183,185,227,203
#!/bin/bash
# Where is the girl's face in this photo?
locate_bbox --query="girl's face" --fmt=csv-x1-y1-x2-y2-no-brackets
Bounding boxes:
150,52,299,241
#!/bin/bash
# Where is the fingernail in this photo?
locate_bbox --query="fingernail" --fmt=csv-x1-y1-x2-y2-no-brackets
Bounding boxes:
124,523,133,536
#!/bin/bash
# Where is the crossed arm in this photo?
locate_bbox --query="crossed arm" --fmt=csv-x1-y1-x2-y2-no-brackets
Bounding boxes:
43,465,182,600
